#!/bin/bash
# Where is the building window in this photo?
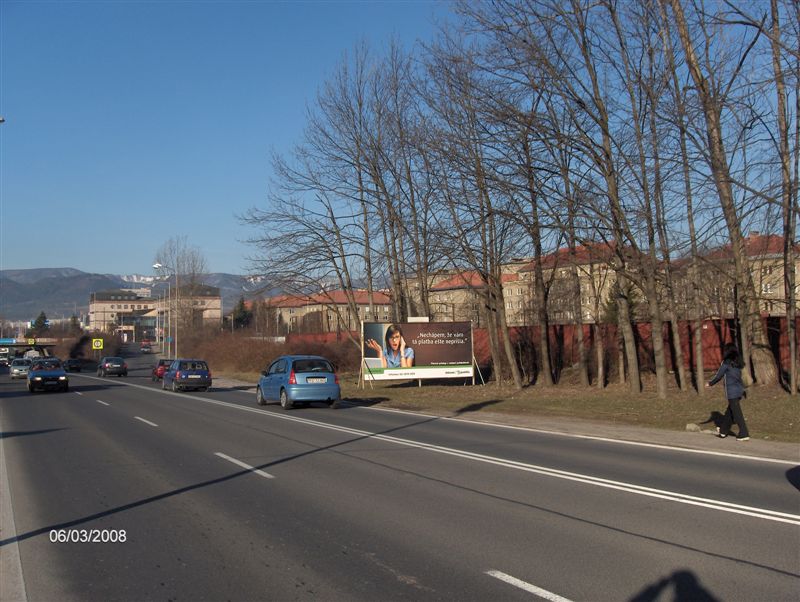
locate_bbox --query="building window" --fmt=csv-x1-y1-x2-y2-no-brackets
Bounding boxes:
124,305,129,309
762,283,773,295
761,266,773,276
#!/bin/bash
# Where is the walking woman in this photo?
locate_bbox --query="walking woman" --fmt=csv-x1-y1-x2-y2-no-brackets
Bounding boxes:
706,344,750,441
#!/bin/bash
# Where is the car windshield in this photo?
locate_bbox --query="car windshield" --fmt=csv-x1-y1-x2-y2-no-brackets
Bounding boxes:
293,359,333,373
12,359,30,366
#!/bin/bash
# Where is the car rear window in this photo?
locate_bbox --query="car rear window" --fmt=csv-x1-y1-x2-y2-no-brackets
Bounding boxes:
180,361,208,371
293,359,333,373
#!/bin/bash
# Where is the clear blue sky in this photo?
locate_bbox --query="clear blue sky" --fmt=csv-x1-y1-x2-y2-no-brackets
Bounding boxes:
0,0,450,276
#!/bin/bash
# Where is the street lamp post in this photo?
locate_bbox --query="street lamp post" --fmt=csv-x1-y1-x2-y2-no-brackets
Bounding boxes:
153,263,178,357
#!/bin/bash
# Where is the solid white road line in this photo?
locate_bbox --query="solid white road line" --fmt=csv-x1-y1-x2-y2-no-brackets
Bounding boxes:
96,400,110,406
80,377,800,524
214,452,275,479
134,416,158,427
364,406,795,466
487,570,572,601
0,417,29,601
74,391,83,396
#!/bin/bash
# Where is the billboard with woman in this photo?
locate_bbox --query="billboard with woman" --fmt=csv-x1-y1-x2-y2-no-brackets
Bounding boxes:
362,321,473,380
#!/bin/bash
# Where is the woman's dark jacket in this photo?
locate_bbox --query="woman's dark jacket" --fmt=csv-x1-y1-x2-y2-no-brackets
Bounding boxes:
709,360,745,400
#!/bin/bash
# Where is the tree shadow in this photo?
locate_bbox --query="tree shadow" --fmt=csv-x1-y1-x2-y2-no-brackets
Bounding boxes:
629,569,718,601
0,428,67,439
454,399,504,414
0,413,438,547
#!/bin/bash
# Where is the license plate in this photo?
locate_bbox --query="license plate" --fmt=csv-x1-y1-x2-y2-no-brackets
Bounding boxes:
307,377,326,383
188,375,201,379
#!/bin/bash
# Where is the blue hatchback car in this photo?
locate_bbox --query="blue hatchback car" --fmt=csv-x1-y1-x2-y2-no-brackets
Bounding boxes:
256,355,340,410
162,358,212,392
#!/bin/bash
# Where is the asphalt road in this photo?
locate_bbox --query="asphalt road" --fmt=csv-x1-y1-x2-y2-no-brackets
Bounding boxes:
1,350,798,601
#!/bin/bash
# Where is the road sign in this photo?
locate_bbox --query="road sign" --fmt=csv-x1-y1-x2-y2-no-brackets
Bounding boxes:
27,338,35,345
92,339,104,350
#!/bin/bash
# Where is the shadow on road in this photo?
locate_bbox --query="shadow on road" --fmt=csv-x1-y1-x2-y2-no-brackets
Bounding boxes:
0,428,67,439
629,570,718,601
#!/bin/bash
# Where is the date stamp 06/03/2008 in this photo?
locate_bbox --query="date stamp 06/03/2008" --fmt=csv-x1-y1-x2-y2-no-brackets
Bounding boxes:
49,529,127,543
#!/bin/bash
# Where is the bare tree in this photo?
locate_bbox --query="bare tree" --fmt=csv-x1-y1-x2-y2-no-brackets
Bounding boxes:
667,0,778,385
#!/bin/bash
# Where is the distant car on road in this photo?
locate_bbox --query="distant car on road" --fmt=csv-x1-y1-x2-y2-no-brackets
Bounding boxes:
151,358,174,381
63,358,83,372
140,344,152,353
28,358,69,392
162,359,212,392
10,358,32,380
256,355,340,410
97,356,128,377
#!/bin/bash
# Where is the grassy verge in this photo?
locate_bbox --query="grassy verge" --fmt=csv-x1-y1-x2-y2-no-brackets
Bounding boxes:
220,369,799,443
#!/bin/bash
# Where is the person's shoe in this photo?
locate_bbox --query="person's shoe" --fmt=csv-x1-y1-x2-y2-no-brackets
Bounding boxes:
717,433,728,438
736,436,750,441
715,427,720,434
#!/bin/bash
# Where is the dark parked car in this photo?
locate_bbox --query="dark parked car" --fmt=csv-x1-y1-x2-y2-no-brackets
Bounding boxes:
256,355,340,410
28,358,69,392
151,358,175,381
162,359,212,392
63,358,83,372
97,356,128,377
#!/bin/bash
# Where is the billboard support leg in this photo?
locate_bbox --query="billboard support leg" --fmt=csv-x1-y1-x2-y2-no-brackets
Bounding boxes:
472,354,485,386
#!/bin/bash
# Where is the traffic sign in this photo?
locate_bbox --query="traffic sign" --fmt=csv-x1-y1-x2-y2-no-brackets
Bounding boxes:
92,339,104,350
27,338,35,345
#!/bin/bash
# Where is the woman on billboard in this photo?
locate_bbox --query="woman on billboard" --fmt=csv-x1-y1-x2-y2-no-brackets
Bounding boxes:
366,324,414,368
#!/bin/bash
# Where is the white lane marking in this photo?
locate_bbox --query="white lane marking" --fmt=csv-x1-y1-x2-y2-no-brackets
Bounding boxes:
214,452,275,479
74,391,83,396
80,376,800,524
96,400,110,406
0,416,29,601
134,416,158,427
115,377,795,466
487,570,572,601
363,406,797,466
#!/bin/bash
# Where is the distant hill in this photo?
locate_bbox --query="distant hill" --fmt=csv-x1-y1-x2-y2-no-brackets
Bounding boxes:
0,268,264,321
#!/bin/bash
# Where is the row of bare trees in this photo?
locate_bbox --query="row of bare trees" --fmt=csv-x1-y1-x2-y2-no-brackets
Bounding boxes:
243,0,798,397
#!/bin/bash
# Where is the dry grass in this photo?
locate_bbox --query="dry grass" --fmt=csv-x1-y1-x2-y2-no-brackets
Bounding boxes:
179,333,800,444
221,366,799,443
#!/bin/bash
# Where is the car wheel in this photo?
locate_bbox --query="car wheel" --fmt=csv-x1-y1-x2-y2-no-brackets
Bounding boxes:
256,387,266,406
162,379,167,390
97,370,102,377
280,389,293,410
172,380,179,393
330,400,340,409
63,384,69,392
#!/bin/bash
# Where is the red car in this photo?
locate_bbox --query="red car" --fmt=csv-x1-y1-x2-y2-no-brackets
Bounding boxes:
151,358,175,381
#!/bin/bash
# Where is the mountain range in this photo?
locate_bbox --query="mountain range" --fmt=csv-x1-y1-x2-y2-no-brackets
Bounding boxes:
0,268,267,322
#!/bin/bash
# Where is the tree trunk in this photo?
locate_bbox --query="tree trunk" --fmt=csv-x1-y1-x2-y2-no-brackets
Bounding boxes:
669,0,778,385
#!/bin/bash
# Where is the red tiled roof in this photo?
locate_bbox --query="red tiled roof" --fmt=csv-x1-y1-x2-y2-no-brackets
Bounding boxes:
430,271,519,291
703,233,798,261
518,242,617,272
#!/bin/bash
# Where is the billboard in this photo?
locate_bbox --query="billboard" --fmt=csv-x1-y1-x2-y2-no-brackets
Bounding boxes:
362,321,473,380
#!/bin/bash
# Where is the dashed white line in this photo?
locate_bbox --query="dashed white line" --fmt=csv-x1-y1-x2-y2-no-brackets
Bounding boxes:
96,400,110,406
487,570,573,601
74,391,83,396
134,416,158,427
214,452,275,479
